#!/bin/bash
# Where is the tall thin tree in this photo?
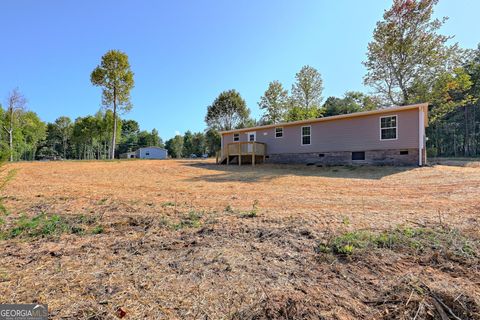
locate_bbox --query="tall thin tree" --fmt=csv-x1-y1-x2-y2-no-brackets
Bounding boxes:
91,50,134,159
291,65,324,113
3,88,26,161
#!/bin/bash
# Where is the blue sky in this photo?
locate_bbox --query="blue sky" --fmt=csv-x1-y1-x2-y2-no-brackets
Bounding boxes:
1,1,478,140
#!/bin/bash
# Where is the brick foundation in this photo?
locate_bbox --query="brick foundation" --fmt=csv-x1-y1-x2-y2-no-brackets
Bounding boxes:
266,148,419,166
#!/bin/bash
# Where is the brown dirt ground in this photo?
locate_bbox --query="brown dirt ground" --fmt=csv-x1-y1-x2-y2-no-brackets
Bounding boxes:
0,159,479,319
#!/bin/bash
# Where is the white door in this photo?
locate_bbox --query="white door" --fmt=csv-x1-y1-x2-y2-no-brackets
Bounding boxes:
247,132,256,153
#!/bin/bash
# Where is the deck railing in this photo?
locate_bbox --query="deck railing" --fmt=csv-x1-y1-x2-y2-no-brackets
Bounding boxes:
216,142,266,165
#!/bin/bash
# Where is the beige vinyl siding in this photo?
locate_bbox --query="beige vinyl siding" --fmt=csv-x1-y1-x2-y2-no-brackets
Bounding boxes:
222,108,420,154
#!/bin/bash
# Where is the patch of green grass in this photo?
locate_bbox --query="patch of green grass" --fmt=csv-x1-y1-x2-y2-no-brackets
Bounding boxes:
2,213,69,239
0,167,17,215
317,227,479,257
240,200,260,218
0,213,105,240
341,216,350,226
161,201,175,207
90,225,104,234
172,211,203,230
0,269,9,281
240,211,257,218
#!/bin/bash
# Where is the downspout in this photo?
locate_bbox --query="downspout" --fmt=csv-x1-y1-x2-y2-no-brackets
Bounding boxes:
220,134,224,160
418,107,424,166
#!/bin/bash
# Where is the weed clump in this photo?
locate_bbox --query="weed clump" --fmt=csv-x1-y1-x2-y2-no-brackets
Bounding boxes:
173,211,203,230
317,227,478,258
241,200,260,218
0,213,105,240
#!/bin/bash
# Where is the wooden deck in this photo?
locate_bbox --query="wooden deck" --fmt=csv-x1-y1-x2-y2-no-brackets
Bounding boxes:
216,142,266,166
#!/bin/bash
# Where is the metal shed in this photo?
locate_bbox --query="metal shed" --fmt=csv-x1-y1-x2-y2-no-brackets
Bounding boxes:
135,146,168,159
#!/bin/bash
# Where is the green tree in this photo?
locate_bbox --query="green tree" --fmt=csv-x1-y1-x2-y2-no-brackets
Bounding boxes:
52,116,72,158
151,129,163,147
205,90,250,131
3,88,26,161
258,80,289,124
182,130,194,156
284,97,322,122
364,0,458,105
322,92,380,117
466,44,480,100
205,129,221,156
118,119,140,154
121,119,140,136
416,67,475,156
19,111,46,160
138,129,163,148
165,135,184,158
428,68,474,123
191,132,206,156
291,65,323,117
71,116,97,160
69,111,120,160
91,50,135,159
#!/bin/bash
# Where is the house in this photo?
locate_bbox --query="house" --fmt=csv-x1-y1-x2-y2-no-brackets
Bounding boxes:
217,103,428,166
135,146,168,159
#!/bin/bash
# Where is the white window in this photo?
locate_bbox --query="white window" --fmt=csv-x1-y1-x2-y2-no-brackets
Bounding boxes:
248,132,256,142
301,126,311,145
275,127,283,138
380,115,397,140
233,133,239,142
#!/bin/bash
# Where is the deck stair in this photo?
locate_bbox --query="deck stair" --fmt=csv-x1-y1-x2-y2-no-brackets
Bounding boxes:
216,142,266,166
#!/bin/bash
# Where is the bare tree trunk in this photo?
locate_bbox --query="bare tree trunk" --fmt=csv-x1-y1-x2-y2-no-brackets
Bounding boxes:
464,106,469,157
63,135,67,159
8,106,13,162
473,104,477,155
110,87,117,160
8,129,13,162
453,126,457,157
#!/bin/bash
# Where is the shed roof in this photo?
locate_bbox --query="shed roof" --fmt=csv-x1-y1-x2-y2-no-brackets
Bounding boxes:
138,146,167,151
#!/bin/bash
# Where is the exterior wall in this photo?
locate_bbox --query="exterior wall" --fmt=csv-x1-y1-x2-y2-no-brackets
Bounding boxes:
136,147,168,159
267,148,419,166
221,108,422,166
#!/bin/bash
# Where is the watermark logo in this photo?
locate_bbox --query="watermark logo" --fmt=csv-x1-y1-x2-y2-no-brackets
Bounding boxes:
0,304,48,320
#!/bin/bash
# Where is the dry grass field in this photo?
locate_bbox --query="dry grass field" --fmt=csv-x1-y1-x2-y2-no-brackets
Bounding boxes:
0,159,479,319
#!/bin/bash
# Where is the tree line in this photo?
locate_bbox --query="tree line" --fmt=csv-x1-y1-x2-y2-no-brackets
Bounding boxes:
164,129,220,158
0,85,221,160
0,94,165,161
